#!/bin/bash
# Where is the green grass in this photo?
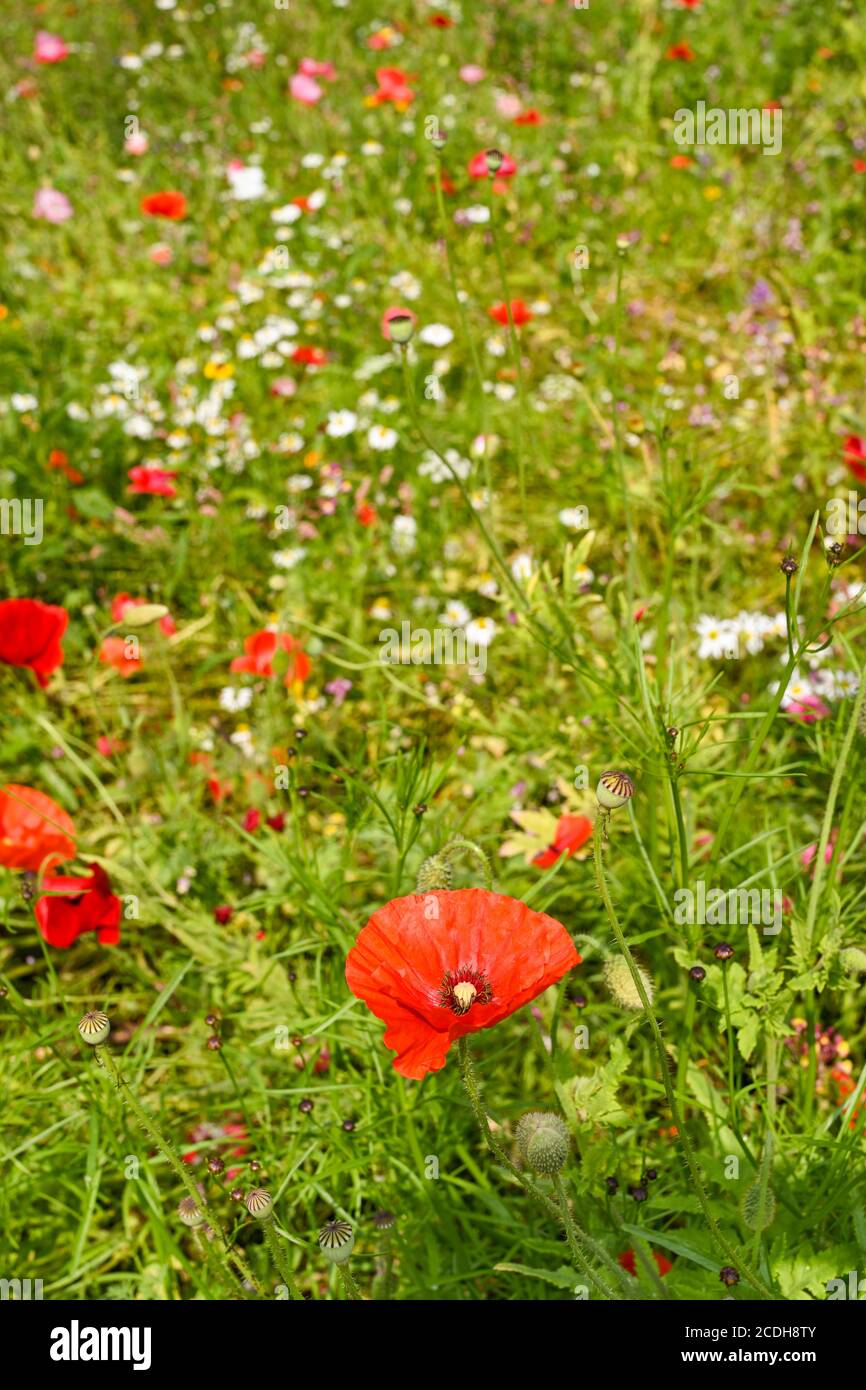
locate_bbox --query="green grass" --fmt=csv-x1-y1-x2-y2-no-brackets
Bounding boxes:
1,0,866,1301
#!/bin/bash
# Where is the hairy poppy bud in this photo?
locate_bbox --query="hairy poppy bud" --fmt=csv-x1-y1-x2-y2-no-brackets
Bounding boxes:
318,1219,355,1264
484,147,504,174
596,770,634,811
177,1196,204,1228
740,1180,776,1232
840,946,866,976
245,1188,273,1220
515,1111,570,1175
78,1010,110,1045
415,853,453,892
604,955,653,1010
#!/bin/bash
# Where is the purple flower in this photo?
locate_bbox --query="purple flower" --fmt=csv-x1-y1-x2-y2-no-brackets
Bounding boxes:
325,678,352,706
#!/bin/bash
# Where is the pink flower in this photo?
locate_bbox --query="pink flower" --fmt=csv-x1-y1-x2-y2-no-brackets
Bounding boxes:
300,58,336,79
459,64,485,83
149,243,173,266
801,832,838,873
35,31,68,64
467,149,518,180
270,377,297,398
786,694,830,724
125,131,149,156
495,93,523,120
33,187,73,224
290,72,323,105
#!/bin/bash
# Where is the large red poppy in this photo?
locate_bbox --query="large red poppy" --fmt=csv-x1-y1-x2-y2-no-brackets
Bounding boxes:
0,598,67,688
345,888,580,1079
0,783,76,872
140,191,187,220
230,630,311,687
34,863,122,948
532,814,593,869
468,150,517,179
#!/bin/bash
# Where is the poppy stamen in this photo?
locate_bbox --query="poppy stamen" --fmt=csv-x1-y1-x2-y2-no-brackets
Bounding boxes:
439,966,493,1015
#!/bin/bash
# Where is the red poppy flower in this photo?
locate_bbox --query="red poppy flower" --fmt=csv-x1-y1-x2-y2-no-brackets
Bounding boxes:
843,435,866,482
489,299,533,327
532,814,593,869
345,888,581,1078
355,503,377,526
0,598,67,688
230,630,311,687
514,109,544,126
34,862,122,948
128,464,178,497
47,448,84,484
666,42,695,61
670,154,692,168
0,784,76,872
369,67,416,106
428,12,454,26
468,149,517,179
618,1249,674,1277
292,345,327,366
854,159,866,174
111,592,176,636
140,191,187,220
99,636,142,678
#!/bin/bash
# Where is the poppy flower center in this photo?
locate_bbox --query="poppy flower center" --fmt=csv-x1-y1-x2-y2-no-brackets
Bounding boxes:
439,965,493,1015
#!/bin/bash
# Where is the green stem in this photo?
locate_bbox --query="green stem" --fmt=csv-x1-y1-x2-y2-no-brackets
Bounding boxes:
553,1174,621,1301
337,1263,363,1300
592,819,773,1299
262,1218,303,1301
456,1038,629,1298
487,179,530,508
441,835,493,889
95,1045,263,1296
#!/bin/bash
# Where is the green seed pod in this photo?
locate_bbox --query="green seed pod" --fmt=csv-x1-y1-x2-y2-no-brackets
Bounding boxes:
120,603,169,629
245,1188,273,1221
387,313,414,345
484,147,504,174
78,1011,110,1046
604,955,653,1010
596,770,634,811
318,1219,355,1264
177,1196,205,1228
415,854,453,892
515,1111,570,1175
740,1181,776,1232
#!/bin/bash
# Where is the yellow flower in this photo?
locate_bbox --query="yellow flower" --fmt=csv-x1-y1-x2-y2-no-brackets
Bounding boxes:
204,361,234,380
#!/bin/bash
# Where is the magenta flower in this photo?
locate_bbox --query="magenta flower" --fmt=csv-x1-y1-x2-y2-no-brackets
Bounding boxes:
35,31,68,64
290,72,323,105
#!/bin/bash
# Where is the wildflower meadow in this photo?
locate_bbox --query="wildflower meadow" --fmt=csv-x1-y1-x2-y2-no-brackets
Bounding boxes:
2,0,866,1348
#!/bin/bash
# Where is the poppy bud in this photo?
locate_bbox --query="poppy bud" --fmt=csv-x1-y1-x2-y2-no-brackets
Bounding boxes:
415,853,453,891
318,1218,355,1264
245,1188,273,1220
78,1010,110,1045
719,1266,740,1287
120,603,169,629
515,1111,570,1175
484,147,504,174
840,946,866,975
431,132,448,152
596,770,634,811
604,955,653,1010
740,1180,776,1232
387,313,414,345
177,1196,205,1228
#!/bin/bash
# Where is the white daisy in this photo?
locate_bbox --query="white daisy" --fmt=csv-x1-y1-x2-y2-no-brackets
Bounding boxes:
325,409,358,438
466,617,497,647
